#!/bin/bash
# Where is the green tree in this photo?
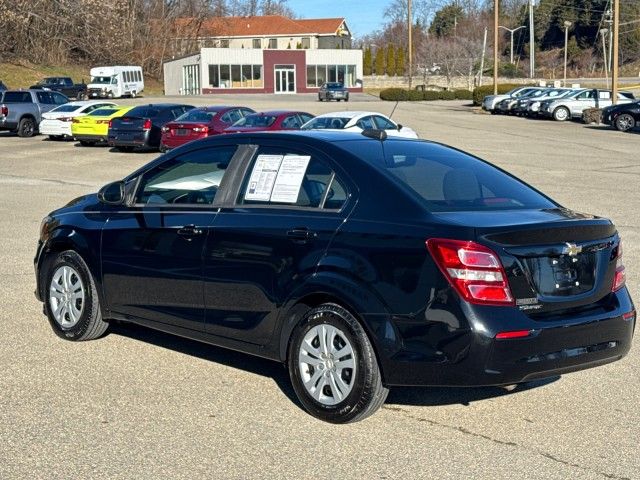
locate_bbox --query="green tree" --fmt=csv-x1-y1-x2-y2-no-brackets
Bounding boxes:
395,47,405,76
375,47,385,75
386,44,396,76
429,3,464,38
363,47,373,76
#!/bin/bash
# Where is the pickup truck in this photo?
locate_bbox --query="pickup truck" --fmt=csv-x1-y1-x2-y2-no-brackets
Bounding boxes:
0,89,69,137
30,77,87,100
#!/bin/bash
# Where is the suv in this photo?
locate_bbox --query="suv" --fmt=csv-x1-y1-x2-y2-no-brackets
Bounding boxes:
540,89,635,122
0,89,69,137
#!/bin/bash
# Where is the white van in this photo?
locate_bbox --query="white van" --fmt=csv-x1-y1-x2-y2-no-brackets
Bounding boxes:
86,66,144,99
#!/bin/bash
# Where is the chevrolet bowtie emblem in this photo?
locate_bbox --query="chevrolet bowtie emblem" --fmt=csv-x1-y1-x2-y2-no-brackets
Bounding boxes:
563,242,582,256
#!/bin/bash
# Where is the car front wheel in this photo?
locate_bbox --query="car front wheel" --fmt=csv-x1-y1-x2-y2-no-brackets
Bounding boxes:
288,303,388,423
615,113,635,132
553,106,570,121
43,250,109,341
17,117,36,137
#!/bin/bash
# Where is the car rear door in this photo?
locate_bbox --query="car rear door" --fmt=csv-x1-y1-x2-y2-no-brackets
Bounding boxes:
101,144,239,331
202,141,354,345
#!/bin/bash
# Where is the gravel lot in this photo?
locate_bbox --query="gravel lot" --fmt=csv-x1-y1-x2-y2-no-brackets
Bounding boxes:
0,94,638,480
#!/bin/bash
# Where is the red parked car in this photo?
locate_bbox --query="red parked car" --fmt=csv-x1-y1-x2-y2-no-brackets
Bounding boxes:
160,106,255,151
224,110,315,134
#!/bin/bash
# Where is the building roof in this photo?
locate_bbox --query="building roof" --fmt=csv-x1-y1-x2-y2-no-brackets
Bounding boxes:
176,15,348,38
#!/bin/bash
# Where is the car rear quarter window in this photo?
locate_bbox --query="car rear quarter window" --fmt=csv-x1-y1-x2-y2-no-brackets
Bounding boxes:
381,141,556,212
136,146,237,206
3,92,33,103
239,147,347,210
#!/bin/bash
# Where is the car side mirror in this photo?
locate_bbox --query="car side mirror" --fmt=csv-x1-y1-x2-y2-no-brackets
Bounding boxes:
98,181,125,205
397,124,403,131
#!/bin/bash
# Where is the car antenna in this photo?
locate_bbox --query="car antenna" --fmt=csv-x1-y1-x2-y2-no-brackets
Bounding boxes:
388,101,399,119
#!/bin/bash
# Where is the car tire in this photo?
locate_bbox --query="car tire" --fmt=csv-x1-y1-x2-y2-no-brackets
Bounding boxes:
614,113,635,132
318,97,323,102
288,303,388,423
43,250,109,341
345,96,349,102
17,117,36,137
553,106,570,122
131,91,137,98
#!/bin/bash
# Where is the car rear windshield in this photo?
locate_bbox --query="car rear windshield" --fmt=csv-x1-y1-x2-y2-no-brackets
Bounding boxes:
326,83,344,89
176,109,215,123
88,108,118,116
51,104,80,113
126,106,161,118
3,92,32,103
380,141,557,212
233,115,277,127
302,117,350,130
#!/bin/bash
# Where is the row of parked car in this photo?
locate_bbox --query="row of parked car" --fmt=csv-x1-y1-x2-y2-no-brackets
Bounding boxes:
482,85,640,132
0,89,418,151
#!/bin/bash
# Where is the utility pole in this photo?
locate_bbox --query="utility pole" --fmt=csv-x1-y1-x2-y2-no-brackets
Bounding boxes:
612,0,619,104
499,25,526,64
493,0,499,95
529,0,535,78
563,21,572,86
408,0,413,89
605,9,613,73
600,29,610,89
479,27,488,87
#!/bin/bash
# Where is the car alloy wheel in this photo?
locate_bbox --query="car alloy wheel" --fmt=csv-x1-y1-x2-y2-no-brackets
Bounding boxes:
615,113,634,132
298,324,356,405
553,107,570,121
49,265,85,329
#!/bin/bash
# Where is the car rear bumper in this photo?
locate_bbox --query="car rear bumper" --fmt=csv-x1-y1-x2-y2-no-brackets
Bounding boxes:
74,133,108,143
0,119,18,131
40,120,72,136
108,131,152,148
379,289,635,387
161,134,206,149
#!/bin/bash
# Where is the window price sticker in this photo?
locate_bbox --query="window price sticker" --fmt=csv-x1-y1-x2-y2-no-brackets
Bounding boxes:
244,154,311,203
244,154,283,201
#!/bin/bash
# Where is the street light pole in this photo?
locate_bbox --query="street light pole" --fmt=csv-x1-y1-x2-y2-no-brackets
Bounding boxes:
498,25,526,64
563,21,572,86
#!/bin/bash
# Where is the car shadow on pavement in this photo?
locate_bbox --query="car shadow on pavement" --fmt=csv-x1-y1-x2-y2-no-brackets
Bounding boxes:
109,322,301,407
386,376,560,407
584,125,639,134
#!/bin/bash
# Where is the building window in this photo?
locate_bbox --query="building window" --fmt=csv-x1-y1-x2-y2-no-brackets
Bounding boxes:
337,65,346,84
306,65,316,87
253,38,261,49
328,65,337,83
208,64,263,88
346,65,356,87
301,37,310,49
317,65,327,86
220,39,230,48
268,38,277,49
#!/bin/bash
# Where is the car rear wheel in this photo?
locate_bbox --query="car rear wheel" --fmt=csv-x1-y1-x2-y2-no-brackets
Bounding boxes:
44,250,109,341
553,106,570,122
288,303,388,423
615,113,635,132
17,117,36,137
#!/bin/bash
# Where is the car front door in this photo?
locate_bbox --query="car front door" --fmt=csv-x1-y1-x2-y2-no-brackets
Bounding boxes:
202,142,353,345
571,90,595,116
101,145,239,331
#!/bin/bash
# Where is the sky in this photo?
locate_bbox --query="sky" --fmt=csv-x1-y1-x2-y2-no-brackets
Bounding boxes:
286,0,389,38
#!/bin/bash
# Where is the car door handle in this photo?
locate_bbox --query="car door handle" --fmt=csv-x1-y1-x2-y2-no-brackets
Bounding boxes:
287,228,315,243
177,225,203,239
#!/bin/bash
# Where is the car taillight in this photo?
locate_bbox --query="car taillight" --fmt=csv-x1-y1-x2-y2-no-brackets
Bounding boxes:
60,117,72,122
72,118,81,123
1,105,7,116
143,119,152,130
108,120,112,128
426,238,514,306
192,126,209,133
161,126,169,133
96,120,109,124
613,240,626,292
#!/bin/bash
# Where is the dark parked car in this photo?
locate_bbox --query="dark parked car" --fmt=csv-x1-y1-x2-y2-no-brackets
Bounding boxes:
34,132,634,423
224,110,314,134
318,82,349,102
602,101,640,132
107,103,194,151
30,77,87,100
160,106,255,151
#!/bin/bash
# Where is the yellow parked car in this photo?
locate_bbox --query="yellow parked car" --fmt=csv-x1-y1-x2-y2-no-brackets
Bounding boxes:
71,105,133,146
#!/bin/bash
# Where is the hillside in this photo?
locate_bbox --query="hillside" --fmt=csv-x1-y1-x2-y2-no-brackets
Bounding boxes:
0,62,164,95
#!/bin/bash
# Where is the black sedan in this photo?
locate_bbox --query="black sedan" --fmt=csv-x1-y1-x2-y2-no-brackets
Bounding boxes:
34,131,635,423
107,103,195,151
318,82,349,102
602,101,640,132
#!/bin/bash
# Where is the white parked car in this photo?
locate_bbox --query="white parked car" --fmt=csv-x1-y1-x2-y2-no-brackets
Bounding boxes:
39,100,117,139
301,111,418,138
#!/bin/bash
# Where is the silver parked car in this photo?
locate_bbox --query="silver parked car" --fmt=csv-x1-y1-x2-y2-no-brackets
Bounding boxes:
318,82,349,102
495,87,549,115
540,89,635,121
482,86,540,113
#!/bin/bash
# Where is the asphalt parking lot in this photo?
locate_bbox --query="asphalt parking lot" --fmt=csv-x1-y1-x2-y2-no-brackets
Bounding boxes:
0,94,638,479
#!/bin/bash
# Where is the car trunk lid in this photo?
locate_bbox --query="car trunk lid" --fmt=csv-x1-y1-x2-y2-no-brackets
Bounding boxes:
111,116,151,132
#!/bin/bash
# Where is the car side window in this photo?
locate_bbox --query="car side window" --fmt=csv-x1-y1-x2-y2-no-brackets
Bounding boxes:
281,115,301,129
240,108,254,117
239,148,347,210
52,92,68,105
220,111,234,123
136,146,237,206
356,116,376,130
299,113,314,124
373,115,397,130
171,107,185,119
599,91,611,100
36,91,53,104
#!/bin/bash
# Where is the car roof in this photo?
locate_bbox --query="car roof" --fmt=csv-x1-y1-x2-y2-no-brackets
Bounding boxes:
312,111,386,119
247,110,308,116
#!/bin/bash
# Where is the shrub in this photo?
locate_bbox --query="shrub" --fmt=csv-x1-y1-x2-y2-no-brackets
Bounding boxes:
453,89,473,100
582,108,602,124
422,90,443,101
380,88,423,101
439,90,456,100
472,83,527,106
